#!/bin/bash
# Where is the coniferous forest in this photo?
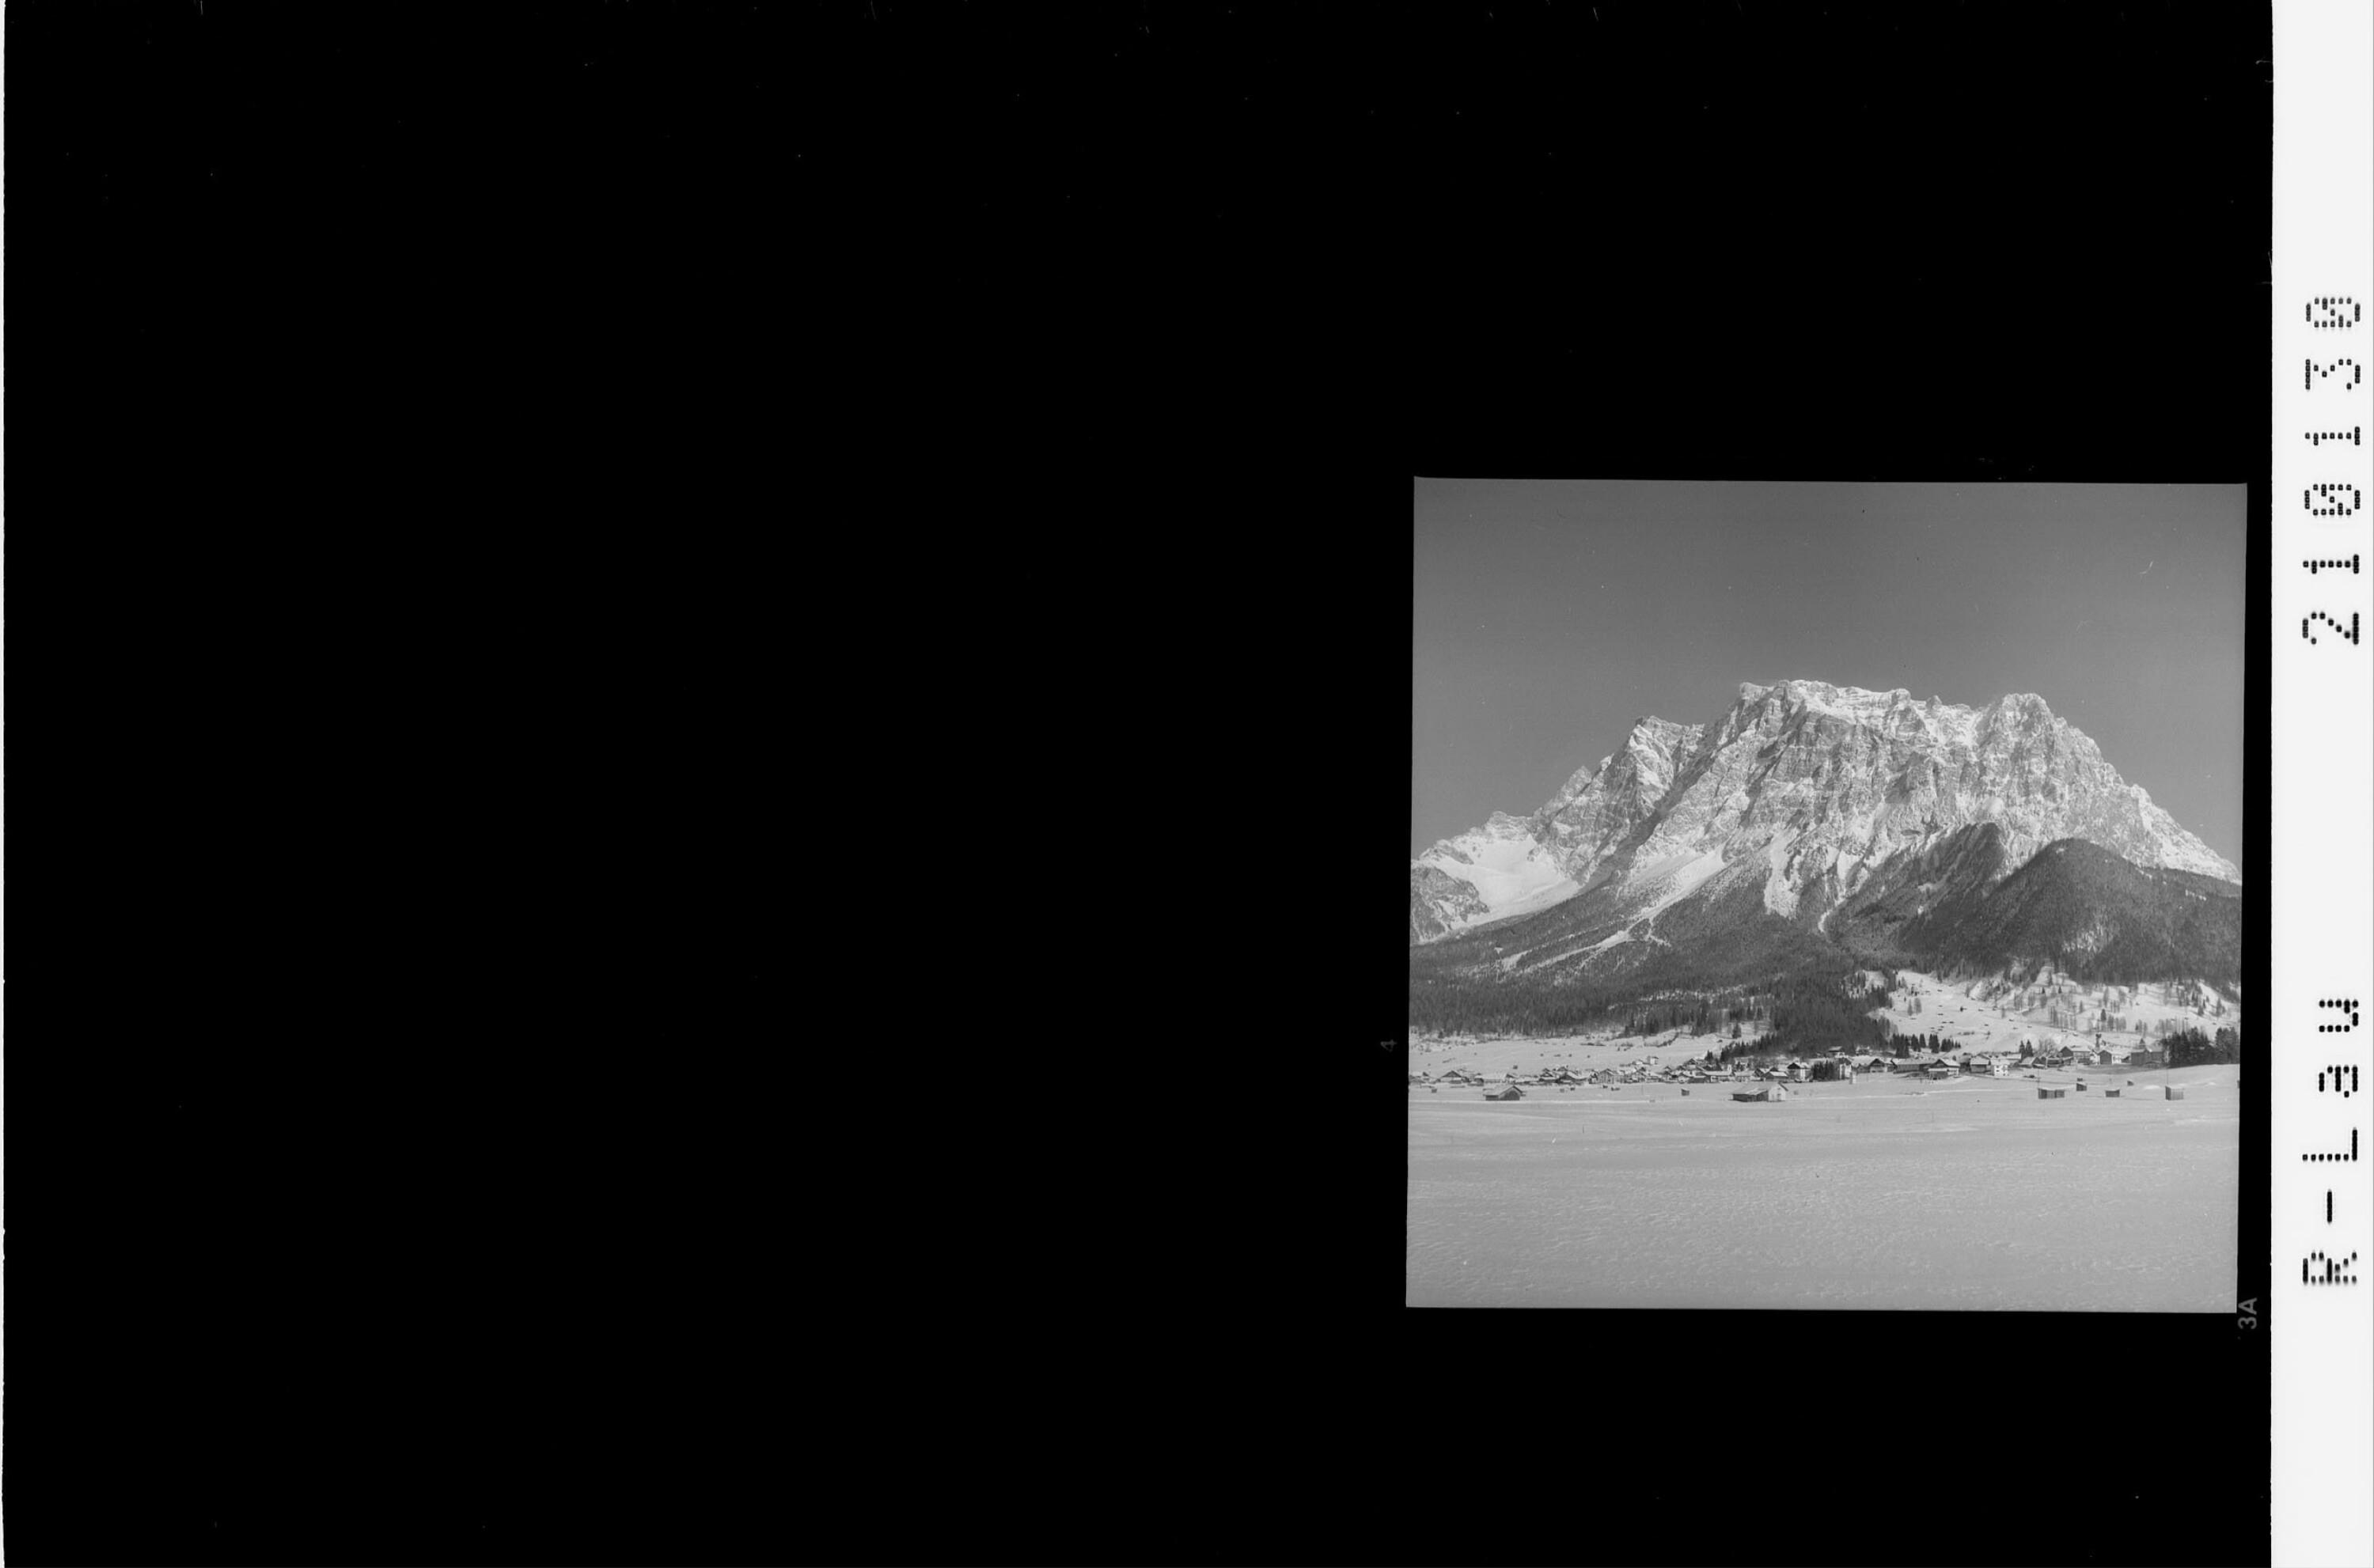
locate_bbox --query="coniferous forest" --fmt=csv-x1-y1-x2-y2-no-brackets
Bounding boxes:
2165,1026,2243,1068
1409,956,1898,1055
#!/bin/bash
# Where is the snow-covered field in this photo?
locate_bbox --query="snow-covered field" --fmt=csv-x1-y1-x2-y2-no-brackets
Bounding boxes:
1408,1067,2239,1309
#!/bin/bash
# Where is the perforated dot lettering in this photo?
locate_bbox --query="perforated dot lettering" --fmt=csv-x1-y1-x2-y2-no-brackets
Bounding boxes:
2304,483,2364,517
2303,612,2361,645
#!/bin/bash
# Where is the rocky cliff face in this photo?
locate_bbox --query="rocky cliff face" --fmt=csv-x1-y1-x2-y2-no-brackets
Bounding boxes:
1410,680,2237,945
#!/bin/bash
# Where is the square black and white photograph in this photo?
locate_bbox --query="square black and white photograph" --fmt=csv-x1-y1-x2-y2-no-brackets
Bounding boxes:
1409,479,2246,1310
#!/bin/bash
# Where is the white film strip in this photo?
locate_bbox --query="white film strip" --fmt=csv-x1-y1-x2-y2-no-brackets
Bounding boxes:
2274,3,2373,1563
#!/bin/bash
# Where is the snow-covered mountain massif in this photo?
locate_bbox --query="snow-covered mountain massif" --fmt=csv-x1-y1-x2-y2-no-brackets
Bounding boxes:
1410,680,2239,959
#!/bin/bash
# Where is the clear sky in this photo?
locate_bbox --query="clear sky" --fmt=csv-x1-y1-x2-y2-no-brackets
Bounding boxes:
1413,479,2247,872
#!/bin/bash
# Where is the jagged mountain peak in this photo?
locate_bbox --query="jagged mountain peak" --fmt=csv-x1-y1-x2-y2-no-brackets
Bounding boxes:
1411,679,2237,946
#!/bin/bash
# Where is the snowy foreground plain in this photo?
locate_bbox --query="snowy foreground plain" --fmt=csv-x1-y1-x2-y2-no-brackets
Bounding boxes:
1409,1070,2236,1309
1407,979,2240,1310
